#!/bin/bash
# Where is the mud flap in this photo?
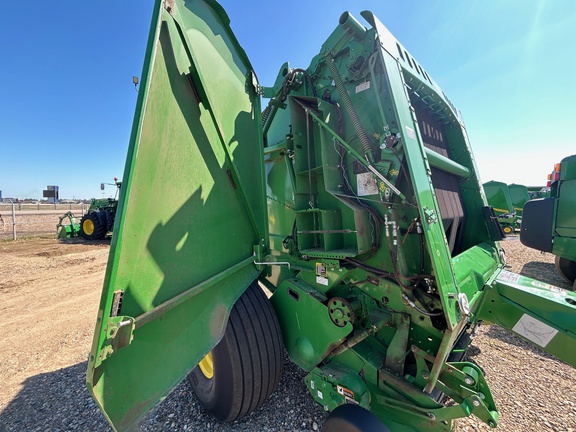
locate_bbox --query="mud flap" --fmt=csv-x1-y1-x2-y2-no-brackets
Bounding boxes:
520,198,555,252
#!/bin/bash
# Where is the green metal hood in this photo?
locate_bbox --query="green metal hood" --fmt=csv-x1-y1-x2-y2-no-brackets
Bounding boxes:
86,0,267,430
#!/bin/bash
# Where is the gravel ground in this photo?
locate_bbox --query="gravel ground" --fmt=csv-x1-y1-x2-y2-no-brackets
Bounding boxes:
0,235,575,431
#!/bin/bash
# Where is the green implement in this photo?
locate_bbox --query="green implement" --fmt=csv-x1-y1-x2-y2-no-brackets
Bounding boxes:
56,211,80,238
87,2,576,431
483,180,518,235
521,155,576,287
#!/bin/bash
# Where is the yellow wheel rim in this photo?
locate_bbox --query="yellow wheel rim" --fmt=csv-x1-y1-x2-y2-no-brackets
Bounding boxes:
199,351,214,379
83,219,95,235
503,226,513,234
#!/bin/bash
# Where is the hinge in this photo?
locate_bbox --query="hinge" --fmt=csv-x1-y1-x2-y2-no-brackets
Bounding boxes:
95,316,135,367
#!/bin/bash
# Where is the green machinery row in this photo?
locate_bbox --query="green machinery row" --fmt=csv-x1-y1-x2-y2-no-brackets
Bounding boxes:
85,1,576,431
482,181,531,235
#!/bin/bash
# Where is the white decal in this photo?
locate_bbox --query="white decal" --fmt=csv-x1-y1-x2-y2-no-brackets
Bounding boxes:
355,81,370,93
357,172,378,196
498,270,520,284
317,390,323,399
316,276,329,286
405,126,416,140
512,314,558,348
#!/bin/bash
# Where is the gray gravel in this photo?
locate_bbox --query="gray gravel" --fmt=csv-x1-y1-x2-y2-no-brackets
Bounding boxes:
1,235,575,431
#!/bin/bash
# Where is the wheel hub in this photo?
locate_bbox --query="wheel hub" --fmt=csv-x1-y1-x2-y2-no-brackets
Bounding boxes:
198,351,214,379
83,219,95,235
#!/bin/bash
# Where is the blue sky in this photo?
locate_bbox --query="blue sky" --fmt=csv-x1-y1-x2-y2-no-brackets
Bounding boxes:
1,0,574,199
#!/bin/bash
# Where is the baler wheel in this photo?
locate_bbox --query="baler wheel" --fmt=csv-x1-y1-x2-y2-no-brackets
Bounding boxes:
555,256,576,283
79,212,106,240
188,281,283,422
323,404,390,432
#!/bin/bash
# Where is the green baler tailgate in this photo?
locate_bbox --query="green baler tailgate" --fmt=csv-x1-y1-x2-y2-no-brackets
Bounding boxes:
86,1,267,430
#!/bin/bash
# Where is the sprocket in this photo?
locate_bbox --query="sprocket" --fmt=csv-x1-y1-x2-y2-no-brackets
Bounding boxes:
327,297,355,327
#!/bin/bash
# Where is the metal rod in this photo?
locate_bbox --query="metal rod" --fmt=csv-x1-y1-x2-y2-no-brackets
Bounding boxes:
425,148,470,178
10,199,16,240
306,109,314,208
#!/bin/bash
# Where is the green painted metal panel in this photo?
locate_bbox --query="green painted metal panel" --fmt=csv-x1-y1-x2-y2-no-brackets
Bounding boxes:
483,181,514,215
555,178,576,238
86,1,267,430
508,183,530,216
476,269,576,366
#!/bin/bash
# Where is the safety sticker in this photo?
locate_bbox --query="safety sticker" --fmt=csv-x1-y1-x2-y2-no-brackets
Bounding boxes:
317,390,323,400
405,126,416,140
338,386,358,404
531,281,565,293
316,276,329,286
355,81,370,93
316,262,326,276
512,314,558,348
498,270,520,284
357,172,378,196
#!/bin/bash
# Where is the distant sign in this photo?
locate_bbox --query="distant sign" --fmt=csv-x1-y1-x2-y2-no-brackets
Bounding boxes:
43,185,59,203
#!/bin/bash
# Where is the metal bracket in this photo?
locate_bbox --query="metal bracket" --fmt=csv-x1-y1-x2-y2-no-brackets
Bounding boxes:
96,316,135,366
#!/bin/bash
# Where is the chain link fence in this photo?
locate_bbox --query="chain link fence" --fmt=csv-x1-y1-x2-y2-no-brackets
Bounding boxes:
0,203,86,241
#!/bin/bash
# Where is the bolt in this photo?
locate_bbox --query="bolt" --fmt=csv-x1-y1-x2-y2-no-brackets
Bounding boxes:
422,371,430,380
472,399,480,407
427,413,435,420
488,421,496,428
464,376,474,385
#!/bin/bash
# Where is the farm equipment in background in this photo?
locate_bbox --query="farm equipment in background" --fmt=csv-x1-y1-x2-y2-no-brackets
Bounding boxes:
527,185,550,199
521,155,576,289
79,178,121,240
56,211,81,238
86,2,576,431
482,181,518,235
507,183,530,219
56,178,122,240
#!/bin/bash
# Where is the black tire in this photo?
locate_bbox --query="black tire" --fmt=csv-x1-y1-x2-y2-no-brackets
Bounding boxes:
188,281,284,422
323,404,390,432
555,256,576,283
79,212,106,240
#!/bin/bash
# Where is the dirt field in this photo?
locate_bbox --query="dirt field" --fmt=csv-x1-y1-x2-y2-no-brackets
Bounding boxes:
0,239,109,394
0,236,575,431
0,211,83,241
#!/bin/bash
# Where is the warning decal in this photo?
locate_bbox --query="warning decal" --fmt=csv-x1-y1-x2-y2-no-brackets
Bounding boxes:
512,314,558,348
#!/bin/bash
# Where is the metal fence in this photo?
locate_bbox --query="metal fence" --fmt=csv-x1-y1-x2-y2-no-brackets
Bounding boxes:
0,202,87,241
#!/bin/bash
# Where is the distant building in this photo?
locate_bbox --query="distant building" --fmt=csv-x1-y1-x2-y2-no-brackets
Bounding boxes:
43,185,59,203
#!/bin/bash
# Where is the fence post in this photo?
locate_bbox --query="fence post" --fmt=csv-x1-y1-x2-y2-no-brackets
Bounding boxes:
9,199,16,240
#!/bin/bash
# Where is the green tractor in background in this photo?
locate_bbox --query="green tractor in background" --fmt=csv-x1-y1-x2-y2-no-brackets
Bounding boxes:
482,181,518,235
522,155,576,289
57,178,121,240
79,178,121,240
